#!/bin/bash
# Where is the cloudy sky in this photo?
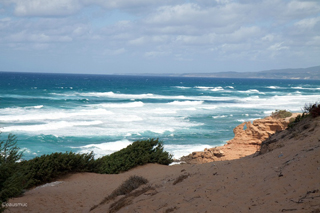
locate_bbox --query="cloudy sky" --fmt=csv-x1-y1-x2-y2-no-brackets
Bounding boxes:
0,0,319,74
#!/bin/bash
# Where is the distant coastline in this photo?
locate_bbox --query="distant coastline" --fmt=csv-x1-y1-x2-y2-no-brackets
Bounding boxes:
126,65,320,80
1,65,320,80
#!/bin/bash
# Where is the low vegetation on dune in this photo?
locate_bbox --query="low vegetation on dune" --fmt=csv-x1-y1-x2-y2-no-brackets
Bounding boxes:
288,102,320,128
271,109,292,119
0,138,172,212
93,138,173,174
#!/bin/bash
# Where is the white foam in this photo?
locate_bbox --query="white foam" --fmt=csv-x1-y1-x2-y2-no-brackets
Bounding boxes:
1,101,205,136
2,120,103,132
238,89,264,94
77,139,132,158
78,91,155,99
194,86,213,90
290,86,320,91
167,101,204,105
173,86,191,89
96,101,144,108
267,86,279,89
2,86,319,139
211,87,224,91
164,144,213,159
264,110,274,115
0,108,113,122
226,86,234,89
33,105,43,109
212,115,227,119
237,119,246,122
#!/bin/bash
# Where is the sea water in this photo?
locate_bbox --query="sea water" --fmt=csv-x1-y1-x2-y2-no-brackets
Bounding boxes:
0,72,319,160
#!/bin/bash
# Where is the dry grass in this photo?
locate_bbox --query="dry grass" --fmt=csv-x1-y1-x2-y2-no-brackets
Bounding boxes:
90,175,148,211
173,174,189,185
109,186,155,213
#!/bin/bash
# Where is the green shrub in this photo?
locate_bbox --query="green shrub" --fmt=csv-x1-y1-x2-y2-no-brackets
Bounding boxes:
288,113,307,128
288,102,320,128
94,138,173,174
0,133,24,212
304,102,320,118
20,151,95,188
271,110,292,119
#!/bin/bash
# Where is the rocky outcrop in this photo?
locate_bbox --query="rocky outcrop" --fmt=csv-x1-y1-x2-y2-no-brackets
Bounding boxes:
181,115,295,164
227,116,288,146
180,148,225,164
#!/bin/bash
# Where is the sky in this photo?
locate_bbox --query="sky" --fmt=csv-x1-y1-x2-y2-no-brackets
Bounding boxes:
0,0,319,74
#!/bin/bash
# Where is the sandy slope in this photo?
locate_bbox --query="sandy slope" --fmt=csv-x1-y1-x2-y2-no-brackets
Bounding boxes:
6,117,320,213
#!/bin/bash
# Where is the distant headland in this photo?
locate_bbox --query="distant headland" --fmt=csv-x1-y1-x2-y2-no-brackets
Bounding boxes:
129,65,320,80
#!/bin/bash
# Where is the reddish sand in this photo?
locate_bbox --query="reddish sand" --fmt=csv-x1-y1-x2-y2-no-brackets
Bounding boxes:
6,116,320,213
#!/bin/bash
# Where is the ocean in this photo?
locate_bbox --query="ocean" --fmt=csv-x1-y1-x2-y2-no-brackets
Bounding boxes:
1,72,319,160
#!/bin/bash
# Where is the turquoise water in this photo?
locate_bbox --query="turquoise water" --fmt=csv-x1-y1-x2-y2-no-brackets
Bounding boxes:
1,72,320,160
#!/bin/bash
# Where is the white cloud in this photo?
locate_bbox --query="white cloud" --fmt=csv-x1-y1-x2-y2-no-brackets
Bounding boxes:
11,0,82,16
112,48,126,55
286,0,320,17
88,0,175,10
306,36,320,46
8,31,72,42
268,42,289,51
262,34,275,42
144,51,168,58
145,2,251,28
128,37,146,45
294,17,320,29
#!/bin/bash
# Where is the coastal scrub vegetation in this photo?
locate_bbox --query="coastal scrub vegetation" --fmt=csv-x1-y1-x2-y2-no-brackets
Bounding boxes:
271,110,292,119
288,102,320,128
93,138,173,174
304,102,320,118
0,137,172,212
0,133,24,212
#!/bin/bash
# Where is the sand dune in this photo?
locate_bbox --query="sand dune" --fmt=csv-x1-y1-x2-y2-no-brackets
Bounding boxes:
6,116,320,213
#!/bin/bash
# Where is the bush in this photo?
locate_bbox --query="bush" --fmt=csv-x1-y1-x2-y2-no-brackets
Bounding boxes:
288,113,307,128
304,102,320,118
94,138,173,174
288,102,320,128
271,110,292,119
20,152,95,188
0,133,24,212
